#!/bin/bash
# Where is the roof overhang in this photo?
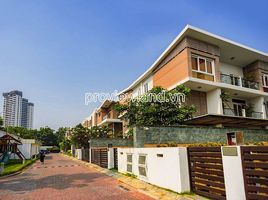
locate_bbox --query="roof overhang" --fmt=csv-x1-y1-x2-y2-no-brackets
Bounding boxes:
119,25,268,94
185,114,268,129
97,118,122,126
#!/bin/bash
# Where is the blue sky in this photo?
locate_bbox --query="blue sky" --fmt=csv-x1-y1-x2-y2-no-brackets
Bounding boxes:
0,0,267,130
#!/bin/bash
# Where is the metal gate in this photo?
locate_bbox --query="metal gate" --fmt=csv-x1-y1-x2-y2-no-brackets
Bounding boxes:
82,148,90,162
91,148,108,168
241,146,268,200
188,147,226,200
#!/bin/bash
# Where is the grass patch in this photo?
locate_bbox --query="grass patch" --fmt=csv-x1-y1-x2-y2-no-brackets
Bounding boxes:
0,158,37,176
124,173,137,178
109,168,118,172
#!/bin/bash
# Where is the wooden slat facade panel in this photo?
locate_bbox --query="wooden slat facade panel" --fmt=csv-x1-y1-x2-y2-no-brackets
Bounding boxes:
188,147,226,200
91,148,108,168
241,146,268,200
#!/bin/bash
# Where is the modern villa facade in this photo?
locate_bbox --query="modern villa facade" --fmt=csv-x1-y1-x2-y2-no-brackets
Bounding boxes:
83,100,123,136
83,25,268,131
118,25,268,129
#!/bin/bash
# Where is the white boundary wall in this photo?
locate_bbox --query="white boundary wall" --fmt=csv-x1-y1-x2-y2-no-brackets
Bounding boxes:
117,147,190,193
75,149,82,160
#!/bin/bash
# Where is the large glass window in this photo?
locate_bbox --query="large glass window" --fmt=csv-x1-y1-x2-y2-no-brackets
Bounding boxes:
191,54,214,75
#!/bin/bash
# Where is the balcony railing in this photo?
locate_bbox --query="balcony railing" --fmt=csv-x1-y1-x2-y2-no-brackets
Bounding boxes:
221,74,260,90
223,108,263,119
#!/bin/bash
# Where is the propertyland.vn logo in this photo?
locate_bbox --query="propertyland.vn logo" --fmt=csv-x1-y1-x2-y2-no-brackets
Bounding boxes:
85,90,186,105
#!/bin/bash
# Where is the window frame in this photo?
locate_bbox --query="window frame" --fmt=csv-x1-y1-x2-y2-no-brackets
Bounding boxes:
143,82,149,93
126,153,133,173
191,54,215,76
263,74,268,88
138,154,147,177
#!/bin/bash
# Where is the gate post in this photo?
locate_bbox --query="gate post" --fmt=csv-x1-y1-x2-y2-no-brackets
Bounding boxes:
221,146,246,200
107,148,114,169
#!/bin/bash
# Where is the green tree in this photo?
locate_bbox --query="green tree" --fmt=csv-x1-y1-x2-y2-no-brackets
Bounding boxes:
5,126,36,139
91,125,110,138
70,124,91,148
55,127,68,144
115,85,196,127
59,138,71,152
37,127,58,146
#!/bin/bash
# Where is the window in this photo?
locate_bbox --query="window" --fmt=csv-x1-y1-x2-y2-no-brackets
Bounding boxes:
127,154,133,173
191,54,214,75
263,74,268,88
191,57,198,70
138,88,141,96
143,83,149,93
199,58,206,72
138,154,147,177
206,60,213,74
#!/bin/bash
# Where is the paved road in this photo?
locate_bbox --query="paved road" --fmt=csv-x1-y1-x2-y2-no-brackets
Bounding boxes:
0,154,154,200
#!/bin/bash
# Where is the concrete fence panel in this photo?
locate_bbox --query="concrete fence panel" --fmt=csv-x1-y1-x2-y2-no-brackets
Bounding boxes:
117,147,190,193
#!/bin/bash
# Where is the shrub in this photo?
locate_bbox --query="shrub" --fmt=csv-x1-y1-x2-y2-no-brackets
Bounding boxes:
66,150,72,156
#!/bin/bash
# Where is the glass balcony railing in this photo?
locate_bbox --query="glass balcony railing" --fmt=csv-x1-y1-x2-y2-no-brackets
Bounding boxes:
223,108,263,119
248,111,263,119
220,74,260,90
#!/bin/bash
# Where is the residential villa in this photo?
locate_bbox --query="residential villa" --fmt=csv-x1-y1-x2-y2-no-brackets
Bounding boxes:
83,100,123,136
83,25,268,131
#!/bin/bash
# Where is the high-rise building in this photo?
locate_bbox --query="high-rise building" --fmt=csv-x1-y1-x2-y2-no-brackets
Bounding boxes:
2,91,34,129
3,91,22,127
21,98,28,128
26,102,34,129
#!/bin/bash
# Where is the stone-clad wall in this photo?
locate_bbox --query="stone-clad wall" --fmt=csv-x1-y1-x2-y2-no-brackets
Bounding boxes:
90,138,133,148
133,126,268,147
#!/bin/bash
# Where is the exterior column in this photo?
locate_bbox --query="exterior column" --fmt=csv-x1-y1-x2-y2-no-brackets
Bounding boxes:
221,146,246,200
206,88,223,115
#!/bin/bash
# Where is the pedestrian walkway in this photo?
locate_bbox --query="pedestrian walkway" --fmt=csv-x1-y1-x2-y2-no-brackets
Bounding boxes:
65,154,206,200
0,153,154,200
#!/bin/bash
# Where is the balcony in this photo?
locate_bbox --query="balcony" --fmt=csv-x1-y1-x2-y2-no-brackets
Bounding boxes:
223,108,263,119
221,74,260,90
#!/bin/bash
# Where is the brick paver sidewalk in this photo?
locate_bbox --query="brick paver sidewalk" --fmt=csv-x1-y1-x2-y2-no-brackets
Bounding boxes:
0,153,154,200
64,155,206,200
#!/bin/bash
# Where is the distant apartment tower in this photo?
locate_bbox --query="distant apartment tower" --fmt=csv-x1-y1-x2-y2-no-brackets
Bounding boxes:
3,91,34,129
21,98,34,129
3,91,22,127
26,102,34,129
